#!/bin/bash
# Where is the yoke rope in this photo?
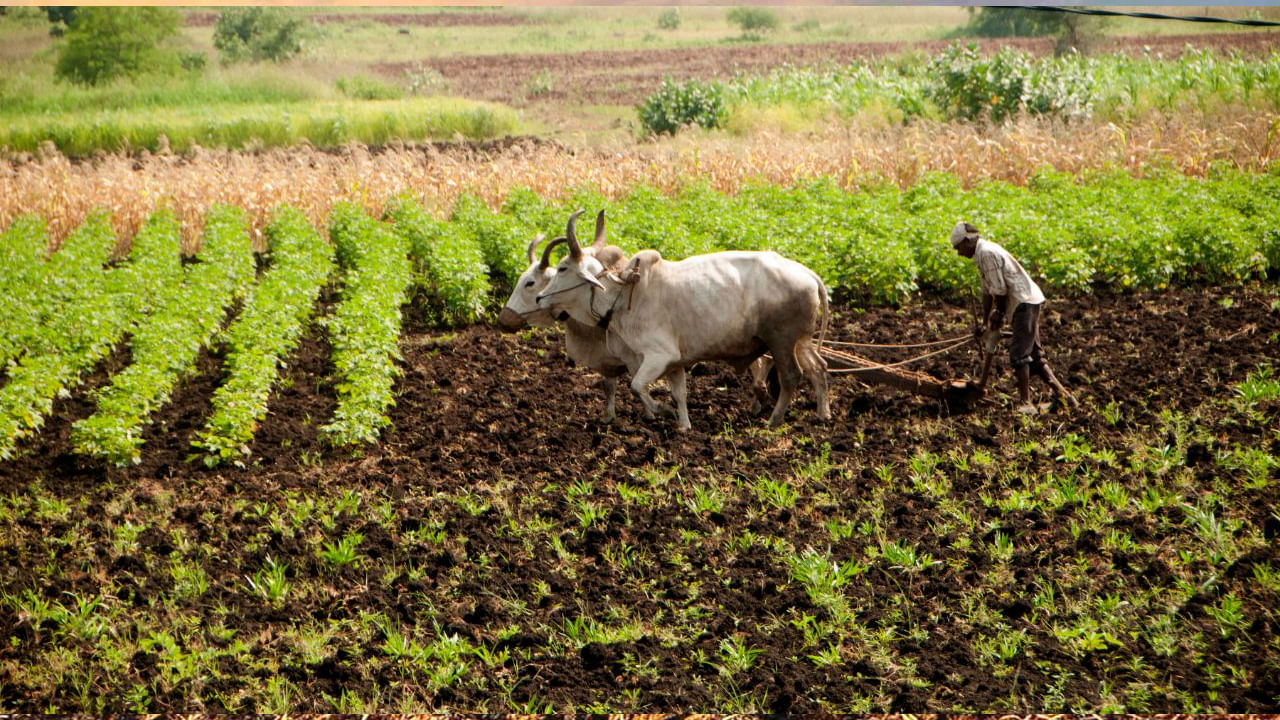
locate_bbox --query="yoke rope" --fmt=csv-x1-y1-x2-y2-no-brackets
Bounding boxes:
822,333,973,351
824,336,974,374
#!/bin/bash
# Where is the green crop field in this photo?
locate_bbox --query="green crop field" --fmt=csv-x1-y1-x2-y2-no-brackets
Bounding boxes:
1,5,1278,714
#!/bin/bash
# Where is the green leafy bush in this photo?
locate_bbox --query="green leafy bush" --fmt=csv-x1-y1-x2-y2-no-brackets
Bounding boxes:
54,7,182,86
449,194,535,286
0,216,51,368
0,212,147,459
637,77,726,135
959,7,1070,38
213,7,305,64
657,8,681,30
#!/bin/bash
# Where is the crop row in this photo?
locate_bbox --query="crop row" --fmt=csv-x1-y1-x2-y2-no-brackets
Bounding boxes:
194,206,336,467
71,206,254,465
393,166,1280,317
0,216,52,368
322,203,413,447
385,196,489,327
0,213,156,459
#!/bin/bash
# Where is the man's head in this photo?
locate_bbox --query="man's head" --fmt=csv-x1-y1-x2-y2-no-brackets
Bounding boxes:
950,221,980,258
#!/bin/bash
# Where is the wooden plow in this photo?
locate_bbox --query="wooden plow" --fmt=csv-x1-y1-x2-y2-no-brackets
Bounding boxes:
817,334,985,411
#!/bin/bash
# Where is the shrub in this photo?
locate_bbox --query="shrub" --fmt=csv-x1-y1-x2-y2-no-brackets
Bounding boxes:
54,7,181,86
72,206,253,465
637,77,726,135
727,7,779,34
214,7,305,64
657,8,681,30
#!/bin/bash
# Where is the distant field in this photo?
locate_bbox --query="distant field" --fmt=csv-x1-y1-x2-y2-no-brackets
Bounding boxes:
3,6,1280,152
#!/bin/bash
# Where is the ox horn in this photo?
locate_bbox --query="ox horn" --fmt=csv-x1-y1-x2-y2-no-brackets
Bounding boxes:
565,209,586,261
591,209,607,249
526,233,545,264
539,237,568,269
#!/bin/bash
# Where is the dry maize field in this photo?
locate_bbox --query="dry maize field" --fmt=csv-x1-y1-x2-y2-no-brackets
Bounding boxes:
3,109,1278,252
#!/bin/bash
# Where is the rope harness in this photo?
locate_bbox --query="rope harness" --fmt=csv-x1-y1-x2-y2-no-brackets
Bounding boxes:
537,271,632,330
822,334,976,374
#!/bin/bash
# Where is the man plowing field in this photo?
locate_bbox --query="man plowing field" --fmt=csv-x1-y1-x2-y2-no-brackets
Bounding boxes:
950,221,1077,415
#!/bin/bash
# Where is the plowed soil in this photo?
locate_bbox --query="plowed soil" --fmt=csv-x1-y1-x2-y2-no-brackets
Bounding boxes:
1,281,1277,711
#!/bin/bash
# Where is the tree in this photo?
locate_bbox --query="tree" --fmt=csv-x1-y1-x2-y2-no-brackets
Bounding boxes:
213,7,304,63
40,6,76,35
958,7,1105,55
54,7,180,85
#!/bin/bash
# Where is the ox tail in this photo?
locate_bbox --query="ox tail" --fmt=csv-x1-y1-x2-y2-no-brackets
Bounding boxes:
813,269,830,352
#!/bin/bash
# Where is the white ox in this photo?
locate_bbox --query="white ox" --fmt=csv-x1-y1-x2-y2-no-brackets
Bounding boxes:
536,211,830,431
498,211,772,423
497,211,631,422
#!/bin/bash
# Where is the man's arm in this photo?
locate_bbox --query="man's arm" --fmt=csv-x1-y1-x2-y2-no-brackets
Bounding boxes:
987,293,1009,330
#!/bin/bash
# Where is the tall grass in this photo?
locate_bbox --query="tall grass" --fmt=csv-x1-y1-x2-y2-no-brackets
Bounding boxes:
0,65,329,117
0,97,519,155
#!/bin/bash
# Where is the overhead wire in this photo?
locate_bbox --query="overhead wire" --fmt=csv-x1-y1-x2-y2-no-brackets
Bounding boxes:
1018,6,1280,28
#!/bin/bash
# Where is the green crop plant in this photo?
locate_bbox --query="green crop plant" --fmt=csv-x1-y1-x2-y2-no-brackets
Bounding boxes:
0,215,52,368
685,483,726,514
321,203,413,446
712,636,763,677
787,546,865,617
0,212,143,459
876,537,936,574
385,196,490,326
752,476,797,510
195,205,335,466
319,531,365,568
448,193,537,288
245,556,291,604
73,205,253,465
572,498,607,528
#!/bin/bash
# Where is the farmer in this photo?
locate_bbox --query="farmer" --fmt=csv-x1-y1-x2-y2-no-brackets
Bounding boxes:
950,221,1077,415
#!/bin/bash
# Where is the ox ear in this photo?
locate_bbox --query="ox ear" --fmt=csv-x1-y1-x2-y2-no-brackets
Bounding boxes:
591,209,607,249
526,234,545,264
539,237,567,270
578,267,606,290
565,209,585,261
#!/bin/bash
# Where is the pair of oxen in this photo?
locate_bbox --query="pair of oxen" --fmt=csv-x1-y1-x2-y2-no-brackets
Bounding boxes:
497,210,831,432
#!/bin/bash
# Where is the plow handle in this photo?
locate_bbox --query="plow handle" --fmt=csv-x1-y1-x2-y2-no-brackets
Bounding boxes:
977,351,995,395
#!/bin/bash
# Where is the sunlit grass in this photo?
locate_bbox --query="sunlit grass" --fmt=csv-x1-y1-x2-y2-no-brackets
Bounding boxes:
0,97,521,154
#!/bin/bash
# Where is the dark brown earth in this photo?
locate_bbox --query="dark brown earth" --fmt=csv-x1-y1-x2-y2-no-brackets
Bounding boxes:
1,281,1277,711
376,31,1280,108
